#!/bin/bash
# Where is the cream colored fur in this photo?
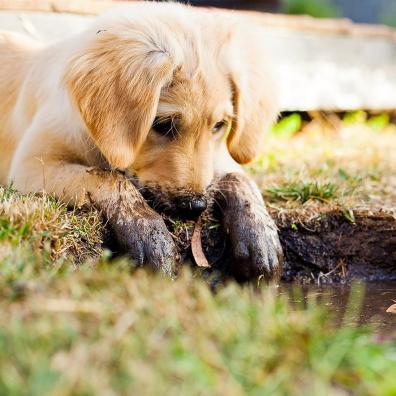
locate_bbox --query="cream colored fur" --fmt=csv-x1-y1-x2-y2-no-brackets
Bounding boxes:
0,2,283,275
0,2,277,204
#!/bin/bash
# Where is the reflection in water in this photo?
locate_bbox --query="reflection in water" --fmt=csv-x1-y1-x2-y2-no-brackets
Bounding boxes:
279,282,396,334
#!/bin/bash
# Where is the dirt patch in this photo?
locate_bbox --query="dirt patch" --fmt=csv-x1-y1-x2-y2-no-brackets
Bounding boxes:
160,207,396,284
274,208,396,283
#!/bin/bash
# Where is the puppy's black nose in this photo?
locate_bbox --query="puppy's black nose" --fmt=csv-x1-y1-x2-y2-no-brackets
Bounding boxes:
176,195,207,219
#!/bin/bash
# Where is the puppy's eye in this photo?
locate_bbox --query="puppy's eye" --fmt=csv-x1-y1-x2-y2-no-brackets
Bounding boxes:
152,117,178,139
212,120,226,134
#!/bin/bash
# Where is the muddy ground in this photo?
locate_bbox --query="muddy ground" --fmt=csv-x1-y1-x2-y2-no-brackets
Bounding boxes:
151,207,396,284
273,207,396,283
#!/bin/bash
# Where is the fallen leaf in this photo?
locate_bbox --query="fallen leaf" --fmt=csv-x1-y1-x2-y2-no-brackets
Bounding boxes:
191,220,210,268
386,304,396,314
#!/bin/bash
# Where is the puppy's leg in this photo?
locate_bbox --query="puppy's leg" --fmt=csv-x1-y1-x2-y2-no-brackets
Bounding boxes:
210,172,283,281
9,160,177,275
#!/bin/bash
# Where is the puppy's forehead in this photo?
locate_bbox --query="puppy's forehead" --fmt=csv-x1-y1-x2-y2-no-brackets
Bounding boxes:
158,66,233,125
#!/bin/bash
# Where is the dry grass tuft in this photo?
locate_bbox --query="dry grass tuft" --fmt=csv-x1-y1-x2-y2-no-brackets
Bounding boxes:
0,186,103,267
251,115,396,211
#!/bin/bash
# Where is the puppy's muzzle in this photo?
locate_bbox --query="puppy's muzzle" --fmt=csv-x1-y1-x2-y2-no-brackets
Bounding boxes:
174,194,207,219
136,181,208,219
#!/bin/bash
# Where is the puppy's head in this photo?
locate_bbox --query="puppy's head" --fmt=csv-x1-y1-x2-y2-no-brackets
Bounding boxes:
65,3,278,217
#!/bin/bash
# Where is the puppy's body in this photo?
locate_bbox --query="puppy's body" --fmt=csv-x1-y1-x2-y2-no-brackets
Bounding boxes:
0,32,35,183
0,2,282,278
0,32,105,189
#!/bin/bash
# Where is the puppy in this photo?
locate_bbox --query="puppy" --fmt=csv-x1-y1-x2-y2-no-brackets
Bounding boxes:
0,2,283,278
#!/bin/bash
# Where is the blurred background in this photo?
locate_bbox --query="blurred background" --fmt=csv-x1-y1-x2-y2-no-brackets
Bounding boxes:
2,0,396,111
182,0,396,26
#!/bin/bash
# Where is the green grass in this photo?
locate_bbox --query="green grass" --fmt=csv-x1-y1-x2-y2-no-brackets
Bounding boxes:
1,185,396,395
251,112,396,210
270,113,302,139
379,3,396,28
343,111,391,132
1,115,396,395
1,256,396,396
281,0,339,18
265,181,338,203
0,186,103,268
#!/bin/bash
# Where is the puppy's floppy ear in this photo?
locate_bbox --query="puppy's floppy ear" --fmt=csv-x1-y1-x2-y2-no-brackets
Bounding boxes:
226,23,279,164
64,23,182,169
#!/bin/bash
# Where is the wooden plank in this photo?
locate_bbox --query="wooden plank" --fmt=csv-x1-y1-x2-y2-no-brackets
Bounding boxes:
243,11,396,41
0,0,128,15
2,0,396,43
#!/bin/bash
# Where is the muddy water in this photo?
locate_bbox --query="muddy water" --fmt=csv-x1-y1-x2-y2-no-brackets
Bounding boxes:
279,282,396,334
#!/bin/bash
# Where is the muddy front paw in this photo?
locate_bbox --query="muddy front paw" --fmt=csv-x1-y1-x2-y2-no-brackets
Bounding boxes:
110,210,178,276
224,205,283,281
101,194,177,276
212,173,283,281
84,170,177,276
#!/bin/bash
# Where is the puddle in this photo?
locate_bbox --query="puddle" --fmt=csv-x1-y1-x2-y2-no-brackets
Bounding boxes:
279,281,396,334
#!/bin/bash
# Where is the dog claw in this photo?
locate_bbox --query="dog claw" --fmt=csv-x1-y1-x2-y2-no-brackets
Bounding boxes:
109,210,178,276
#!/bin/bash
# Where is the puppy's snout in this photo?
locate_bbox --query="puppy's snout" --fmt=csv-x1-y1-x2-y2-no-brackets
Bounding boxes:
176,195,207,218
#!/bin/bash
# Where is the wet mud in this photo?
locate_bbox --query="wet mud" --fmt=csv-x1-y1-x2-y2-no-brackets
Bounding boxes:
164,207,396,284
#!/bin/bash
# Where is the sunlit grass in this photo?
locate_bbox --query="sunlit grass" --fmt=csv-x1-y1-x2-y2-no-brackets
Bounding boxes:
252,112,396,210
0,113,395,395
0,186,103,267
266,181,337,203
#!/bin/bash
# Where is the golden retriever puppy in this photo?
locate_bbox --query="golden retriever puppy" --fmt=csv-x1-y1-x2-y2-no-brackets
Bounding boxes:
0,2,282,278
